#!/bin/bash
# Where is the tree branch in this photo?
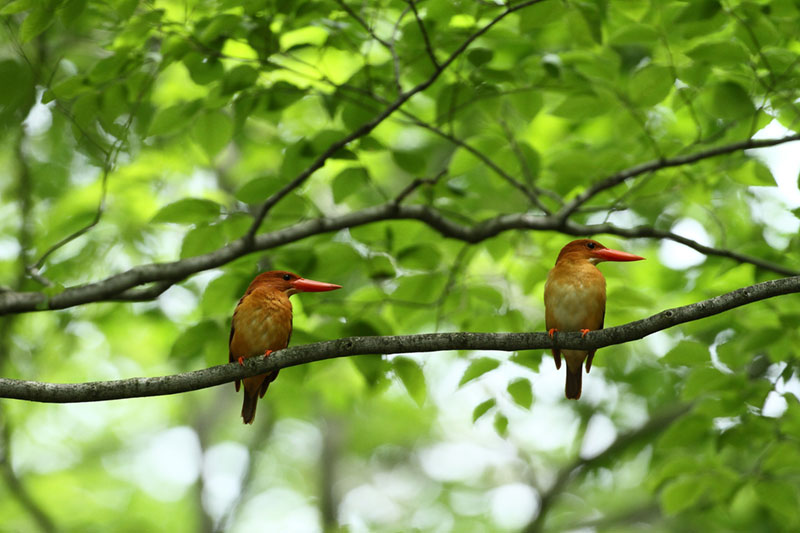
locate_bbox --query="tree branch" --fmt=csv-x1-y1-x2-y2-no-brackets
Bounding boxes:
557,133,800,219
524,403,691,533
1,276,798,403
2,200,797,315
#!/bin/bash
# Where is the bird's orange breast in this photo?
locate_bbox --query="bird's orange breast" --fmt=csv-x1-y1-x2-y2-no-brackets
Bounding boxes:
544,263,606,332
230,289,293,358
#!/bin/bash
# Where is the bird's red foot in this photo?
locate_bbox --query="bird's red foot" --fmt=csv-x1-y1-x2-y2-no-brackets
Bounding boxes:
263,349,273,359
548,328,558,338
237,356,245,366
580,329,591,338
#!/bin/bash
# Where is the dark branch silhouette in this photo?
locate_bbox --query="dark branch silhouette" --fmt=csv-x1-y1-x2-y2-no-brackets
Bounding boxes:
1,276,798,403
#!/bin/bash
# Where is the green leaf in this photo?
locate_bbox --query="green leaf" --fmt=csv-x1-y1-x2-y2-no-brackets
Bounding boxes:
509,351,541,372
393,356,426,406
332,167,369,203
629,64,673,106
493,412,508,437
687,41,749,66
467,48,493,67
180,224,227,258
89,52,129,84
171,320,225,368
662,340,708,367
222,64,259,94
709,82,754,119
235,176,282,204
518,1,565,29
507,378,533,409
762,442,800,476
660,476,707,514
472,398,496,422
729,160,775,186
202,274,245,317
659,413,711,448
183,52,224,85
397,244,442,271
352,354,387,388
392,149,427,174
682,367,732,400
197,14,241,44
551,94,607,119
44,75,89,102
152,198,223,224
192,111,233,158
367,255,395,280
21,4,55,42
149,101,201,136
756,481,799,523
459,357,500,387
0,0,36,15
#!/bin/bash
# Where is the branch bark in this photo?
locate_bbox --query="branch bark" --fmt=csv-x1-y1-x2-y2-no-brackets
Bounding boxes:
1,276,797,403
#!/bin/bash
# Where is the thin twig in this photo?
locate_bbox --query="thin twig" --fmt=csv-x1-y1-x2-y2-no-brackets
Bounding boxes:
31,69,156,270
557,133,800,219
524,403,691,533
393,169,447,205
408,0,439,68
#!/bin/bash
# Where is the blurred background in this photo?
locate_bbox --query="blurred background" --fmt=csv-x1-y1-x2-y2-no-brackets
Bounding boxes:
1,0,800,531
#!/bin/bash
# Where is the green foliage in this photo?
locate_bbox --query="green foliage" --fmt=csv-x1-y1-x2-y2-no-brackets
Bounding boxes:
1,0,799,531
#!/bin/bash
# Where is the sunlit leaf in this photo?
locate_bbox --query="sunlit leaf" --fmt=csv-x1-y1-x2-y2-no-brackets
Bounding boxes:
393,356,426,406
507,378,533,409
458,357,500,387
472,398,496,422
152,198,223,224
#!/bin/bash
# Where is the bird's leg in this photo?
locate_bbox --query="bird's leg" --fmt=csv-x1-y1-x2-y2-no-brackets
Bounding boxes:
263,349,273,359
237,356,245,366
548,328,558,338
580,329,591,337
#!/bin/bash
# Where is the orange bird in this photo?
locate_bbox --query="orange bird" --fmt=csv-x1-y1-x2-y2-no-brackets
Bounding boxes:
229,270,341,424
544,239,644,400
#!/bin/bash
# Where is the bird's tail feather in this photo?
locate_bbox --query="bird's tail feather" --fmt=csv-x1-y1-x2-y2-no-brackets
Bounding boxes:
241,390,259,424
565,366,582,400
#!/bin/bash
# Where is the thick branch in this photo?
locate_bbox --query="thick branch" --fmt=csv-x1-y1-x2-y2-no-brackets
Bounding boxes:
1,276,798,403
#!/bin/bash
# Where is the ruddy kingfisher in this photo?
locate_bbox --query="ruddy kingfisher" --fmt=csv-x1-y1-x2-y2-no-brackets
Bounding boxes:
229,270,341,424
544,239,644,399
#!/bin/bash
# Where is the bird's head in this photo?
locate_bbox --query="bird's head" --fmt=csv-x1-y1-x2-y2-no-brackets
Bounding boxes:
555,239,645,265
250,270,342,296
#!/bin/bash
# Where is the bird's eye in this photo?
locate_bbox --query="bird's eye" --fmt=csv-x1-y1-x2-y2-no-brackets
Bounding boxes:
282,273,291,281
587,242,596,249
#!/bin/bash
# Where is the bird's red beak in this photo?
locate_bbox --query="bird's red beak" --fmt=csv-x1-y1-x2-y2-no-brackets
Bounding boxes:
592,248,645,262
291,278,342,292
